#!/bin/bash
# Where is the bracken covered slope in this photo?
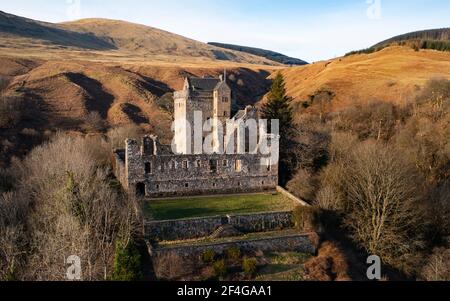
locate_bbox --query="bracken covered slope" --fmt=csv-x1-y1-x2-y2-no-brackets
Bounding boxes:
274,47,450,117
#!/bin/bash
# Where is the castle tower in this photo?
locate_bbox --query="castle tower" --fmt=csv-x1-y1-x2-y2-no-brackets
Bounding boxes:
213,71,231,124
173,74,231,154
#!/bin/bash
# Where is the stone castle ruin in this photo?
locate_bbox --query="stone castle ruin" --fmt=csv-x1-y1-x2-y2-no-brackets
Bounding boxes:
113,74,279,198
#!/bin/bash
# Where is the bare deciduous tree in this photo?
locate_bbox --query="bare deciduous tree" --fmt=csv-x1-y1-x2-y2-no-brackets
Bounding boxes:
0,96,24,129
286,168,318,202
82,111,106,132
342,142,426,271
315,185,342,211
421,247,450,281
0,192,29,280
0,76,10,93
12,132,139,280
107,124,144,150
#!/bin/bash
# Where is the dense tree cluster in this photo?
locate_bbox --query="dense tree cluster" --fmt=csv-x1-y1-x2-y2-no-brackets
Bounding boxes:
287,77,450,279
0,133,142,280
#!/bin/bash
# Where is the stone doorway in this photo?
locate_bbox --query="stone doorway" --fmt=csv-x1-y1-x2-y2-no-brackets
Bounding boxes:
136,183,146,197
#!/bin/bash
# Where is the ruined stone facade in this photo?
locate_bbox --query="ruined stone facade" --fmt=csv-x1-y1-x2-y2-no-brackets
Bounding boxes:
113,75,279,198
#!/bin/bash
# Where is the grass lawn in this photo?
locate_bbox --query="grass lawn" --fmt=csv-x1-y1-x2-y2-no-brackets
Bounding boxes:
255,252,311,281
145,193,294,220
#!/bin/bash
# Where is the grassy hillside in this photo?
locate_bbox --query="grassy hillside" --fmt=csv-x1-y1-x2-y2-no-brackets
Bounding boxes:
0,11,280,66
346,28,450,56
209,42,308,65
0,55,274,166
273,46,450,119
0,10,114,50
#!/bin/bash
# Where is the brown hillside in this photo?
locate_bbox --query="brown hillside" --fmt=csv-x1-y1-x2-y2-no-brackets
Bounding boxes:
0,11,280,66
1,57,273,136
60,18,263,63
275,46,450,117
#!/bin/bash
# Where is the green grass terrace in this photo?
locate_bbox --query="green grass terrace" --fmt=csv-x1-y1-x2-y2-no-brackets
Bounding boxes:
144,192,295,220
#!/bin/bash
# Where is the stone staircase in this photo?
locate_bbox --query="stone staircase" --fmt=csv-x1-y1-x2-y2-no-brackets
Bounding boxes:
209,224,242,239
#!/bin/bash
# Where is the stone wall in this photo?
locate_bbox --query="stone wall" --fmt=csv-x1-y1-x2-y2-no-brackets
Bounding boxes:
145,216,224,242
152,233,316,260
145,211,294,242
228,211,293,233
112,150,126,189
276,186,311,207
125,136,279,197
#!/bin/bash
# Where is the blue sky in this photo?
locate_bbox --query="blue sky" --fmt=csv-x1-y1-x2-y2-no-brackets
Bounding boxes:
1,0,449,62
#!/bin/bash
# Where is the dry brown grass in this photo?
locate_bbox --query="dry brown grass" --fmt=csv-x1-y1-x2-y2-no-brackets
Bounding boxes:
276,47,450,117
0,11,282,66
303,241,354,281
0,55,273,133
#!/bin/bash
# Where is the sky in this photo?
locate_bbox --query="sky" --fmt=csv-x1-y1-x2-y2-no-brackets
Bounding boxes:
1,0,449,62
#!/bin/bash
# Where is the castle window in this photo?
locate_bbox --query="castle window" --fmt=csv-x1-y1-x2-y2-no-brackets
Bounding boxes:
238,182,241,187
136,183,146,197
223,111,228,117
185,183,189,188
196,160,202,168
156,184,160,190
235,160,242,172
145,162,152,174
222,97,228,103
262,181,265,185
210,160,217,173
213,183,217,187
170,161,176,170
182,160,188,169
222,160,228,167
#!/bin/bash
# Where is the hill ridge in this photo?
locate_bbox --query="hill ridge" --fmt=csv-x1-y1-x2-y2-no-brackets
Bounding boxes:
208,42,308,65
0,11,281,65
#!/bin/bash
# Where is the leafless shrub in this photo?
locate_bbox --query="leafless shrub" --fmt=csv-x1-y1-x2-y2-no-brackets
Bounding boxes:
425,182,450,244
396,115,450,183
82,111,106,132
0,96,24,129
421,247,450,281
292,205,322,233
0,167,14,193
153,252,194,280
328,131,358,162
107,124,144,150
0,192,29,280
316,160,348,211
287,169,318,201
332,101,397,141
314,185,341,211
293,116,330,171
0,76,10,92
415,77,450,120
